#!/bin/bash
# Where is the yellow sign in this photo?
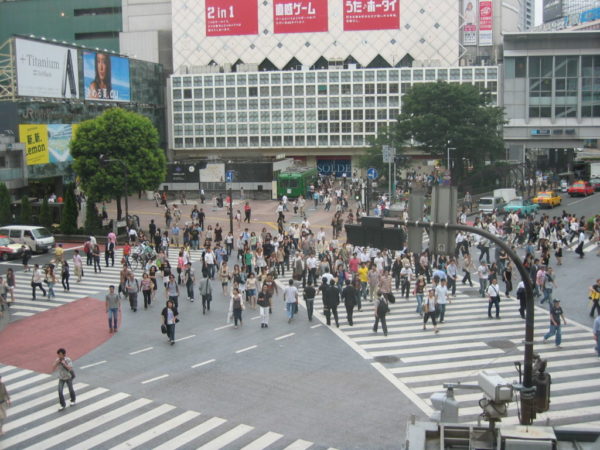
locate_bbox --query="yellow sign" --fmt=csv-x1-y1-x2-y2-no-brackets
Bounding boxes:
19,124,49,165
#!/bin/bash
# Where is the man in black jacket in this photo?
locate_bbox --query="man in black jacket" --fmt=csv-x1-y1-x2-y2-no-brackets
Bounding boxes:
341,279,358,326
323,279,340,327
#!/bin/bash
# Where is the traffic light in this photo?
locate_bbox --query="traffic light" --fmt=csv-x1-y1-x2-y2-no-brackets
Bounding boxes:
533,356,551,413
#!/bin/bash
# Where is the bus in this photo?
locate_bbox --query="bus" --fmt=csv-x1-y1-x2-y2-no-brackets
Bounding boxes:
276,167,317,199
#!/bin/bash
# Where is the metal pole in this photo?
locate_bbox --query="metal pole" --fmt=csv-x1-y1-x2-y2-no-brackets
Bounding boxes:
228,185,233,235
377,218,536,425
124,167,129,228
388,161,392,202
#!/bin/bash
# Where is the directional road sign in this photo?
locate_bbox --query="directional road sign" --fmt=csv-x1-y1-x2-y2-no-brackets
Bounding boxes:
226,170,234,183
367,167,378,180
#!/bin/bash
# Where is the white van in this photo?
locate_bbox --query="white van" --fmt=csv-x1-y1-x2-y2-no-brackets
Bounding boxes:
0,225,55,253
478,196,505,214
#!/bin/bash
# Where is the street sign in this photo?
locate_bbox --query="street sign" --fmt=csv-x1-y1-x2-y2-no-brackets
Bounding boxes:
382,145,396,164
367,167,378,180
226,170,234,183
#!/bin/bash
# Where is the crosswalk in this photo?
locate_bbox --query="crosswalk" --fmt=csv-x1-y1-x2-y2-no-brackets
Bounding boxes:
0,364,328,449
277,272,600,428
3,248,207,320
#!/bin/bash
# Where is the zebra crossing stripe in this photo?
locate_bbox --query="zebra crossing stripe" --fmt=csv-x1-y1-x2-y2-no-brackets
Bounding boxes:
64,403,176,450
283,439,314,450
31,398,153,450
240,431,284,450
8,383,88,416
4,373,52,391
111,410,202,450
197,423,255,450
153,417,227,450
9,379,56,402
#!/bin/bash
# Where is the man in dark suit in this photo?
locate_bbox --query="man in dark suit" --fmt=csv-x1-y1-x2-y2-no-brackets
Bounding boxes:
341,279,358,326
323,279,340,327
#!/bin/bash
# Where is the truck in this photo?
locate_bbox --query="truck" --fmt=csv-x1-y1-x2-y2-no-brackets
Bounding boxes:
493,188,518,203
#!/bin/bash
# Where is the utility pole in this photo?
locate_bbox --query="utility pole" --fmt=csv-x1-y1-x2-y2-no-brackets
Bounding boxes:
228,185,233,235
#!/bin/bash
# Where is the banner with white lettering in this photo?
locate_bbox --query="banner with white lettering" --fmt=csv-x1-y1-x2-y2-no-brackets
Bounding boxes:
15,38,79,99
273,0,328,34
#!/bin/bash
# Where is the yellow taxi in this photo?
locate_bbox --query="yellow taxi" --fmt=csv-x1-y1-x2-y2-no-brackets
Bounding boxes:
532,191,562,208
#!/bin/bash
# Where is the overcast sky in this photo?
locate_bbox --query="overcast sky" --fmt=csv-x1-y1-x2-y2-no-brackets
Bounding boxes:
535,0,543,26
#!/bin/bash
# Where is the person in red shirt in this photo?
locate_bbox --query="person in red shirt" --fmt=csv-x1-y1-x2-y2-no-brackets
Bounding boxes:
123,243,131,268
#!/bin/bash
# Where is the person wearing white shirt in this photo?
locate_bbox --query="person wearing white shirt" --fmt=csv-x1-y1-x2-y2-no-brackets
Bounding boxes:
487,278,501,319
204,250,216,279
306,255,318,285
399,266,413,299
283,279,299,323
478,263,489,297
435,279,449,323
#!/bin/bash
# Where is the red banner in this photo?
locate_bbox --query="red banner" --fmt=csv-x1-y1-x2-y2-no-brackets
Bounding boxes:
205,0,258,36
273,0,328,34
478,0,493,46
343,0,400,31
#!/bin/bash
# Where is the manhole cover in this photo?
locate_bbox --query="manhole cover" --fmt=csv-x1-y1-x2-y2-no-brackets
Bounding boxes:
374,355,400,364
486,340,517,351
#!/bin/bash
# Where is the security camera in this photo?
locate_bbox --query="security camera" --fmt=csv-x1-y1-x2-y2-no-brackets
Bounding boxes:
478,370,513,403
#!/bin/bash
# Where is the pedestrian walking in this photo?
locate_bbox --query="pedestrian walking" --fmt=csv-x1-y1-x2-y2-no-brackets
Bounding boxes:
590,279,600,318
373,290,389,336
477,262,489,297
46,265,57,300
166,274,179,308
61,261,70,292
184,262,195,302
575,229,586,258
140,273,152,308
21,245,31,271
199,272,212,314
105,285,121,332
161,299,179,344
257,284,271,328
323,279,340,327
423,288,439,333
31,264,46,300
593,315,600,358
516,280,526,319
341,279,358,326
543,299,566,347
52,348,76,411
303,281,316,322
230,288,244,328
435,278,450,323
283,279,299,323
487,277,501,319
73,249,83,282
5,268,15,306
124,272,140,312
0,375,10,435
92,244,101,273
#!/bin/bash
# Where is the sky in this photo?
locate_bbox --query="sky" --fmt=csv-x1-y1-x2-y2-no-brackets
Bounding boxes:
535,0,543,26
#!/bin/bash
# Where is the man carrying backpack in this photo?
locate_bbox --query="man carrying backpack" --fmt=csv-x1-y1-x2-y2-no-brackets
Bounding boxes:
373,290,390,336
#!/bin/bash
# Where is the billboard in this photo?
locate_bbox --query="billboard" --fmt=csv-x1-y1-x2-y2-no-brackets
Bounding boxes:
15,38,79,99
273,0,328,34
205,0,258,36
478,0,493,47
317,158,351,177
83,52,131,102
462,1,477,46
19,124,79,166
343,0,400,31
543,0,563,23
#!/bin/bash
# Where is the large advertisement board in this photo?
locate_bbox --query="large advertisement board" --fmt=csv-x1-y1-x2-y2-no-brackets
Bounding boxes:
15,38,79,99
205,0,258,36
343,0,400,31
462,1,477,46
543,0,563,23
478,0,493,47
83,52,131,102
19,124,78,166
273,0,328,34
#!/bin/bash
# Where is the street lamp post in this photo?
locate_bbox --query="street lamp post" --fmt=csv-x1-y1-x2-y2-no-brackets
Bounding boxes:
447,147,456,185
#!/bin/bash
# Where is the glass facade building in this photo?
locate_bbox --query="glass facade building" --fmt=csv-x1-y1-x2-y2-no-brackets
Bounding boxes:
168,66,499,156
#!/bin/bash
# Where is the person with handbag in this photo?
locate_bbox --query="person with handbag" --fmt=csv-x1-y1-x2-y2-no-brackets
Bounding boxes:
423,288,439,333
487,278,502,319
199,272,212,315
52,348,76,411
161,299,179,345
373,290,390,336
589,279,600,318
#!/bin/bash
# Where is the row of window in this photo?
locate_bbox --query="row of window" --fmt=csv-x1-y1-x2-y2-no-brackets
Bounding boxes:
173,121,389,137
174,109,399,123
173,135,372,149
171,67,498,88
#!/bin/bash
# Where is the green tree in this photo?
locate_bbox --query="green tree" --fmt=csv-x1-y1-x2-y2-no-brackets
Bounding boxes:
0,183,11,225
20,195,32,224
39,197,52,228
391,81,505,184
358,126,410,180
70,108,167,219
84,196,102,234
60,184,78,234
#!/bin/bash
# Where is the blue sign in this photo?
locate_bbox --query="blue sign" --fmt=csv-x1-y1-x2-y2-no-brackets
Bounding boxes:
317,158,351,177
226,170,234,182
367,168,378,180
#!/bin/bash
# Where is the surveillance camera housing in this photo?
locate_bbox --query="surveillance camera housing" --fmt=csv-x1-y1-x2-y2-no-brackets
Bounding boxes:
478,370,513,403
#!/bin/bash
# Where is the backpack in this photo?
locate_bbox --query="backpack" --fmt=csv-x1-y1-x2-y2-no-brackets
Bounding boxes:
377,298,389,315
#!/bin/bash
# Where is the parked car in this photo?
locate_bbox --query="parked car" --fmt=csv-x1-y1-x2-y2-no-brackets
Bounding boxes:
532,191,562,208
478,196,506,214
0,235,24,261
503,198,540,216
567,180,594,197
0,225,55,253
590,177,600,192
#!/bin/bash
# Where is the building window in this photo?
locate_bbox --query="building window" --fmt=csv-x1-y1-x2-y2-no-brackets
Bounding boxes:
582,55,600,117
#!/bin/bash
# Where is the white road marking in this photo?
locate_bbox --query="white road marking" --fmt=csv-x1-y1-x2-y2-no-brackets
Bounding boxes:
191,359,216,368
129,346,153,355
80,360,107,370
141,374,169,384
235,345,258,354
275,333,295,341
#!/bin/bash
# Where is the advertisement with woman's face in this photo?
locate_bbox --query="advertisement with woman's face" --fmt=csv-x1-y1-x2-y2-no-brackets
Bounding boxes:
83,52,131,101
